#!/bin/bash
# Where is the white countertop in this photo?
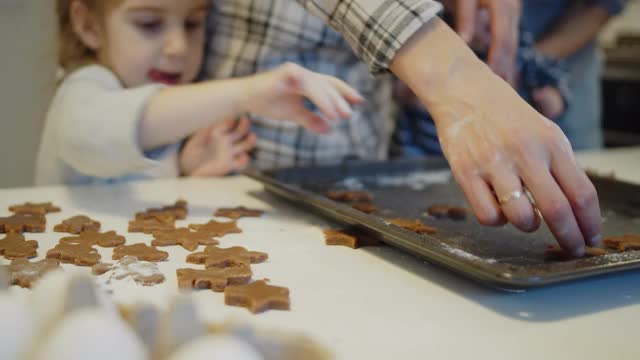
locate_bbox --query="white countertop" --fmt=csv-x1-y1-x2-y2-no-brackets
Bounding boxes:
1,148,639,360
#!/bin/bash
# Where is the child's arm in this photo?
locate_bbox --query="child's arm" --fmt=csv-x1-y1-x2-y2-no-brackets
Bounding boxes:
140,63,364,151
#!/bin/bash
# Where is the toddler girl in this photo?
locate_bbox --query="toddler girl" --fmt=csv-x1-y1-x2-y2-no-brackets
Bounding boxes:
36,0,363,185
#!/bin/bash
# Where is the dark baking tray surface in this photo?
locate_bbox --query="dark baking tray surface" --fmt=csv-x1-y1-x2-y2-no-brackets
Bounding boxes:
246,158,640,290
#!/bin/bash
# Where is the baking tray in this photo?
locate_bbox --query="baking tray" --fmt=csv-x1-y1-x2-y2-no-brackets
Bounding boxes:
245,158,640,290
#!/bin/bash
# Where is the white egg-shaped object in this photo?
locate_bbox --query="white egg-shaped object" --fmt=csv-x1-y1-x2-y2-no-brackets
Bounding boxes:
168,335,263,360
33,308,147,360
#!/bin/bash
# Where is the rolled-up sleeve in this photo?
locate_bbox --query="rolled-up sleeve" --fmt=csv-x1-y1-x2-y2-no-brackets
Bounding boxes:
56,67,171,178
296,0,443,74
591,0,628,16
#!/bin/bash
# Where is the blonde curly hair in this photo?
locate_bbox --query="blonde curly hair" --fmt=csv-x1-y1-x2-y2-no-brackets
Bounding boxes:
56,0,121,72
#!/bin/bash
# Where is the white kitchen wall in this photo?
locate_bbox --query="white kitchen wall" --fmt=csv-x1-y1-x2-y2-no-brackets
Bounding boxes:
0,0,57,188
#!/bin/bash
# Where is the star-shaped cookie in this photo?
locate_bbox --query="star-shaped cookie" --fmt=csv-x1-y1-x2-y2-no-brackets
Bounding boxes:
188,220,241,238
214,206,264,220
224,280,290,313
151,228,219,251
186,245,267,268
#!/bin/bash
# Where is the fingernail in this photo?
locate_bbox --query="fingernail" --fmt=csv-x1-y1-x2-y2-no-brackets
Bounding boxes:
571,245,585,258
588,234,602,247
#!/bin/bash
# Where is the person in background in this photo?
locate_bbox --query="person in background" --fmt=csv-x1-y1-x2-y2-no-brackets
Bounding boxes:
523,0,628,150
36,0,363,186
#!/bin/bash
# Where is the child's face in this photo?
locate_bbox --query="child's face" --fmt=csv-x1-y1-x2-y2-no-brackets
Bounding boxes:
96,0,208,87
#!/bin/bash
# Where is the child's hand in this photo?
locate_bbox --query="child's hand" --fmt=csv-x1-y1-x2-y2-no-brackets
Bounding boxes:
179,117,257,177
244,63,364,134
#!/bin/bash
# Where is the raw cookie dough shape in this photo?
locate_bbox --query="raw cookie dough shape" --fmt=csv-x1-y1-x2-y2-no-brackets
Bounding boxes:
176,267,252,292
350,202,377,214
0,233,39,259
9,202,61,215
544,244,609,260
603,235,640,252
224,280,290,313
128,215,175,234
387,218,437,235
427,204,468,220
186,246,267,268
59,230,126,248
113,243,169,262
188,220,242,238
0,213,46,234
214,207,264,220
54,215,101,234
136,199,188,220
323,229,383,249
46,243,101,266
326,190,374,203
4,258,60,288
151,228,219,251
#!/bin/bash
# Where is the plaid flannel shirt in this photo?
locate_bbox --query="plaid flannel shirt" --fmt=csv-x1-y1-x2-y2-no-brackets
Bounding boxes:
203,0,442,169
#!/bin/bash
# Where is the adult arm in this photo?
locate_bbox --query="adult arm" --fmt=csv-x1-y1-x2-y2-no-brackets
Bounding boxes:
390,17,602,256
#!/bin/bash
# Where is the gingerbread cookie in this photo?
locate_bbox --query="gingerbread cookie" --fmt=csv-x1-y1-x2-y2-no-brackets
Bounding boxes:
326,190,374,203
224,280,290,313
60,230,126,248
129,215,175,234
94,256,165,286
0,213,46,233
351,202,377,214
9,202,61,215
54,215,101,234
136,200,188,220
151,228,219,251
176,267,252,292
603,235,640,252
545,244,609,260
188,220,242,238
427,204,467,220
214,206,264,220
186,246,268,268
5,258,60,288
387,218,437,235
46,243,101,266
323,229,383,249
113,243,168,262
0,233,38,259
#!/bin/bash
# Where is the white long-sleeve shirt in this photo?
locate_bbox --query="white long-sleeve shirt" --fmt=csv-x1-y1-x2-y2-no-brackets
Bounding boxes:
35,65,180,186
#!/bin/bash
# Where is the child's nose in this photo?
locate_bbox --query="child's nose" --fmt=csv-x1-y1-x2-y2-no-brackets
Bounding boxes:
164,29,188,58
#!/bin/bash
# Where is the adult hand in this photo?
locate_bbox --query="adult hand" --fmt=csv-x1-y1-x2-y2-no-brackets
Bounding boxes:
443,0,521,85
391,18,602,257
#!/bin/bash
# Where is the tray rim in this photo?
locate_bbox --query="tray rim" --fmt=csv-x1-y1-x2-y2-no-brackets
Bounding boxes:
244,161,640,291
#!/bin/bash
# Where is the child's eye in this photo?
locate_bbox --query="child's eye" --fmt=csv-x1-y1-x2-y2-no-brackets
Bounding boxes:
135,20,164,34
185,19,204,32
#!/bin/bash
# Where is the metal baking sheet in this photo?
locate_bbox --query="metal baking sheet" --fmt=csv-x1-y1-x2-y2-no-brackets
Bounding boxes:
246,158,640,290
